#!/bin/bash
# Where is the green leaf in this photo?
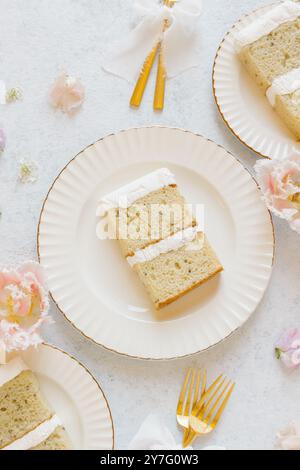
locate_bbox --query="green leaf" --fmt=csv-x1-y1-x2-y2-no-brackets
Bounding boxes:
275,348,282,360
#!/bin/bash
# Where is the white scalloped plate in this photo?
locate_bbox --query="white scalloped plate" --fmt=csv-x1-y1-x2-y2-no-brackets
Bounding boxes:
20,343,114,449
213,2,300,159
38,127,274,360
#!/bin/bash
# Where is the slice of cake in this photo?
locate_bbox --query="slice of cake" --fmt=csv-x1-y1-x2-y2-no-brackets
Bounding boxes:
235,1,300,139
98,168,195,257
0,358,71,450
97,168,223,309
128,229,223,309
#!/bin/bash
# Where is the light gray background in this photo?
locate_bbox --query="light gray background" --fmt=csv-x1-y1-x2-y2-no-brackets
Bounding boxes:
0,0,299,450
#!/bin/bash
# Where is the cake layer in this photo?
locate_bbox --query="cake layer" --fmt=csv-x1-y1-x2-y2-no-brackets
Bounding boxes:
99,168,176,210
0,370,52,449
133,233,223,309
127,225,200,267
266,67,300,106
32,426,71,451
2,415,61,450
103,174,195,257
235,1,300,52
275,91,300,139
0,360,71,451
238,18,300,92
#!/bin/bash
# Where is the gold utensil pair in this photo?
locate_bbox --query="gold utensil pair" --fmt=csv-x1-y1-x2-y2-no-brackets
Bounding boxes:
130,0,175,110
177,368,235,448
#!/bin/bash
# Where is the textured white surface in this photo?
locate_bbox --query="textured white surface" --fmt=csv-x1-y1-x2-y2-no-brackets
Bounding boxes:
0,0,299,450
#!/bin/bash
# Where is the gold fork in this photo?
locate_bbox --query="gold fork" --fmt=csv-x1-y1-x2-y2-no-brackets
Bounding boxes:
130,0,175,109
183,374,235,448
176,368,207,445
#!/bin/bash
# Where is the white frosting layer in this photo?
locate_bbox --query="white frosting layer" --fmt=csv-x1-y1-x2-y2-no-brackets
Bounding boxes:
127,226,203,267
0,357,29,387
235,1,300,51
98,168,176,211
267,67,300,106
3,415,62,450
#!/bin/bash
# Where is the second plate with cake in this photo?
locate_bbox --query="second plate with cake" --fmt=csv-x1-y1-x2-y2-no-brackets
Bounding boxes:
213,0,300,159
38,127,274,360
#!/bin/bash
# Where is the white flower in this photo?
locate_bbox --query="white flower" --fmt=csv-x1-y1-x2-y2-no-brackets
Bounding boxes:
19,159,39,183
6,87,22,103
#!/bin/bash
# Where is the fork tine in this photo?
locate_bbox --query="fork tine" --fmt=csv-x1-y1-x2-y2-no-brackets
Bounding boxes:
200,369,207,403
210,382,235,428
192,369,201,408
192,374,223,416
198,377,227,419
183,368,196,416
182,369,206,448
177,368,192,415
203,380,232,424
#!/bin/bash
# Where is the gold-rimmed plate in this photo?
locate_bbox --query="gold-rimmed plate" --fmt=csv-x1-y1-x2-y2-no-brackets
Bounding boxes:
213,2,300,159
37,127,274,360
20,343,114,450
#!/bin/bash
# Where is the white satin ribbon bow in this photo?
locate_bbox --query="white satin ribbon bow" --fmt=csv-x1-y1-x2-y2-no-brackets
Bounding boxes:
103,0,203,83
128,414,226,450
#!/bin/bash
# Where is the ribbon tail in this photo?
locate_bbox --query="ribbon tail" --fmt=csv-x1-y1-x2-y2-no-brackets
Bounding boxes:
102,17,164,83
163,22,201,78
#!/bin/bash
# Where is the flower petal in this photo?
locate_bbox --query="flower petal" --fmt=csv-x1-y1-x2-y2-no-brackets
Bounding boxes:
49,73,85,116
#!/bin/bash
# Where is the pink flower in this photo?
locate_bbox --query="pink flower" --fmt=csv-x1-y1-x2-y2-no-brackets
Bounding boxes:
276,422,300,450
49,73,85,115
0,128,6,153
0,261,51,353
254,154,300,234
275,329,300,369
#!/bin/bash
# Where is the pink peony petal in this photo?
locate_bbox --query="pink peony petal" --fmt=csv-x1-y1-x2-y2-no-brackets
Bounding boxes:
49,73,85,116
18,261,47,289
15,294,32,317
275,329,300,369
0,261,51,353
2,270,21,285
277,422,300,450
255,153,300,234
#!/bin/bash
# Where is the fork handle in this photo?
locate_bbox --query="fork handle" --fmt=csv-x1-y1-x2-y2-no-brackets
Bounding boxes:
130,43,159,108
153,42,166,111
183,430,197,448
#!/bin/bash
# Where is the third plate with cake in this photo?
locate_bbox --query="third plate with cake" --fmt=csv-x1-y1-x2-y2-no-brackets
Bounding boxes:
0,344,114,450
38,127,274,360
